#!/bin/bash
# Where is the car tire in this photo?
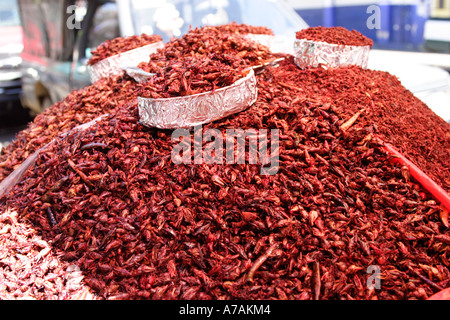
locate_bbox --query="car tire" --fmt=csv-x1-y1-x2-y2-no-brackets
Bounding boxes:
41,96,53,112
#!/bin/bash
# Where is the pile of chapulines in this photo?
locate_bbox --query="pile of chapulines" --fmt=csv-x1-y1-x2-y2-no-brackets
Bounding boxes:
0,25,449,300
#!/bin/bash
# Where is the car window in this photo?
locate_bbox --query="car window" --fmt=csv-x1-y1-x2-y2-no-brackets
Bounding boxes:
19,0,77,61
129,0,307,42
87,2,121,50
0,0,21,28
129,0,247,42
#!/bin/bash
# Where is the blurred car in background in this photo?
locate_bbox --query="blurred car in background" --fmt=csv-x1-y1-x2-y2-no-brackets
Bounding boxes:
424,0,450,53
0,0,23,115
17,0,308,114
16,0,450,122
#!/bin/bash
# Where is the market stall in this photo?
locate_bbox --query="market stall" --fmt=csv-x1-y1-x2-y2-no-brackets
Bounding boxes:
0,24,449,300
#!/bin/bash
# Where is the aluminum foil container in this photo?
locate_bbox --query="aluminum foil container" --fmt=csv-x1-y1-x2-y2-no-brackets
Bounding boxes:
244,34,276,51
138,69,257,129
88,41,164,83
293,39,370,69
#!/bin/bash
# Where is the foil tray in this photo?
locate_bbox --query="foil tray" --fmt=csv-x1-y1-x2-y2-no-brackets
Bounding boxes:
293,39,370,69
88,41,164,83
244,34,276,51
138,68,257,129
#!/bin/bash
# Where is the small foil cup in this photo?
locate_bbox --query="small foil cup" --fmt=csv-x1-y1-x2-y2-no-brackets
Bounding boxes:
244,34,275,51
293,39,370,69
138,68,257,129
88,41,164,83
122,66,156,83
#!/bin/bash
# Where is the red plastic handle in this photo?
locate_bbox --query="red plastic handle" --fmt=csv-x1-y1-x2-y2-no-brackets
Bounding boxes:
383,143,450,213
384,143,450,301
428,288,450,300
